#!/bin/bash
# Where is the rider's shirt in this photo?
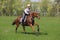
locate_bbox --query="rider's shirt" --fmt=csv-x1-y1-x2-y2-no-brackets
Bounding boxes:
24,8,30,14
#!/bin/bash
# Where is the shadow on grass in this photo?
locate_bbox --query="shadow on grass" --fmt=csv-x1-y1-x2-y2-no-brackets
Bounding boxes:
18,32,48,36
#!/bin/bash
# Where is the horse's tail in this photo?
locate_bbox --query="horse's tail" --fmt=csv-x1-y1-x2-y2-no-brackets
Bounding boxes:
12,21,15,25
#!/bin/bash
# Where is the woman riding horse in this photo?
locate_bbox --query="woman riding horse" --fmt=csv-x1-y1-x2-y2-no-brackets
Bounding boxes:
12,4,40,33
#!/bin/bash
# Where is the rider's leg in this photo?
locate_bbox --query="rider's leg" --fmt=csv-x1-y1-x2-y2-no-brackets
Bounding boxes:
22,13,27,26
22,13,25,22
22,14,28,22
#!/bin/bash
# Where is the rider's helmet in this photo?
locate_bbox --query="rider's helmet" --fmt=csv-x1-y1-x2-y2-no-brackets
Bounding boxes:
27,3,31,7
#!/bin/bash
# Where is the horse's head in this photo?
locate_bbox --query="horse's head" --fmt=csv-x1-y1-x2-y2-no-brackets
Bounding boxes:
30,12,40,19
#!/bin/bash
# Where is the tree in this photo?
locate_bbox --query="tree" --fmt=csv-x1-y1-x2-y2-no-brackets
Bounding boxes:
55,0,60,16
40,0,49,16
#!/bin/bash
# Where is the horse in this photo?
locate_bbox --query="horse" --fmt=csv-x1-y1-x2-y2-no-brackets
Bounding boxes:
12,12,40,33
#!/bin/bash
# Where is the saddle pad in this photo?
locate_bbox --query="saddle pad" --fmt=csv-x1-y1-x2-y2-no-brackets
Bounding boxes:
20,18,22,23
20,17,27,23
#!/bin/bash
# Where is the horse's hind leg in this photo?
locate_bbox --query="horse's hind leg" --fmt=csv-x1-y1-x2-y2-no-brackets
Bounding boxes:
22,26,26,33
16,23,19,32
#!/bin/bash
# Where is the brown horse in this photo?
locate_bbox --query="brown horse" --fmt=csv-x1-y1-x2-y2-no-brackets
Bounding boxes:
12,12,40,33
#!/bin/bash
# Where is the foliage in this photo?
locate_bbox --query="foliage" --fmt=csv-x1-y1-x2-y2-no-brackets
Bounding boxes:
0,0,60,16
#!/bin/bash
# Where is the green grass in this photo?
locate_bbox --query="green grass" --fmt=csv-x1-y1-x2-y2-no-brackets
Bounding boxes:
0,16,60,40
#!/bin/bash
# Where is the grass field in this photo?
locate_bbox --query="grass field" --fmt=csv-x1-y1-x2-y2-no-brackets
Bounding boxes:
0,16,60,40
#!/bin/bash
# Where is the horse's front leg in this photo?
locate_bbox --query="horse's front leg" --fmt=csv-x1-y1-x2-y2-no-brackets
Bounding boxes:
29,24,35,32
34,23,40,32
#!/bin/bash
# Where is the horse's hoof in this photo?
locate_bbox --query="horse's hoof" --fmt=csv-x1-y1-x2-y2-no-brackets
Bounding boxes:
37,29,39,32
